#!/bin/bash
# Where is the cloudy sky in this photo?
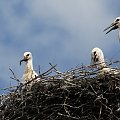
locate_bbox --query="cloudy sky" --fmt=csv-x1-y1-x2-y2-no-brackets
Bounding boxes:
0,0,120,94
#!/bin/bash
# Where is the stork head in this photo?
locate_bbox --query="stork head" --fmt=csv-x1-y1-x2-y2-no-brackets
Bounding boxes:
91,47,106,69
20,52,32,66
104,17,120,34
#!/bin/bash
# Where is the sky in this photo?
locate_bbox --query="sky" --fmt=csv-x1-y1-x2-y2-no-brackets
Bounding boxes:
0,0,120,94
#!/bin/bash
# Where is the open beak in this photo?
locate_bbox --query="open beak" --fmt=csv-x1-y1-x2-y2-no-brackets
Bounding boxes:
104,22,118,34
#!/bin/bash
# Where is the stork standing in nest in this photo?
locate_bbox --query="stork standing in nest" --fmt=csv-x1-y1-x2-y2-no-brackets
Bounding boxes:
104,17,120,42
91,47,119,75
20,52,38,83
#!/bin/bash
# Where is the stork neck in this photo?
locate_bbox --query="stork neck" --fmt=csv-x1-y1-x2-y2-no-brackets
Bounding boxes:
118,28,120,42
98,57,107,69
26,59,33,71
98,62,107,69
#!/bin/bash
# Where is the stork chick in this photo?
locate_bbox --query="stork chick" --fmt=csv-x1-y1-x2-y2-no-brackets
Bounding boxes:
91,47,119,75
20,52,38,83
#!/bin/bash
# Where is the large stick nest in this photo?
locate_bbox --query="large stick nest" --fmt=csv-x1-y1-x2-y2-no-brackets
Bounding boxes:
1,63,120,120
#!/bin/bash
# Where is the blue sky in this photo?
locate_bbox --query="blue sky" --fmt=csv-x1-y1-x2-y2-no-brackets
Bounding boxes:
0,0,120,94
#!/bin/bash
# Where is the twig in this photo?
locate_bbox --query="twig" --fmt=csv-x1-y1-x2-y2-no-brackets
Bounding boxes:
58,112,80,120
9,68,20,82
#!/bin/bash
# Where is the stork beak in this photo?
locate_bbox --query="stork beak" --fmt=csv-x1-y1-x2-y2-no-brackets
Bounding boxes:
20,59,24,66
20,58,27,66
104,22,118,34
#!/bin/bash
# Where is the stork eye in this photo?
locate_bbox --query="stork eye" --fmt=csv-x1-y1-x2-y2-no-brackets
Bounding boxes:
116,19,120,22
93,51,96,55
26,54,29,56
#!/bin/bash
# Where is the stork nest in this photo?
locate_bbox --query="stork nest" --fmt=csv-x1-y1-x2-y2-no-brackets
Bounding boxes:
1,63,120,120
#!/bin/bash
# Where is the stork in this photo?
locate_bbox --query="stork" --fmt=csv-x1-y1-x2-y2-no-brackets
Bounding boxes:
91,47,119,75
20,52,38,83
104,17,120,42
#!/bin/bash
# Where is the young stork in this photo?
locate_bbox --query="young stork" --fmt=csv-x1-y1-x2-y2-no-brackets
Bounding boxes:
20,52,38,83
91,47,119,75
104,17,120,42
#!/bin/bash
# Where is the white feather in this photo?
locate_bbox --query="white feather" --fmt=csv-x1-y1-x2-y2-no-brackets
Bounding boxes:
104,17,120,42
91,47,119,75
20,52,38,83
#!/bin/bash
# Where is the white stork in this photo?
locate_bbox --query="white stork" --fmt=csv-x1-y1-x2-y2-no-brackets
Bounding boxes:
104,17,120,42
20,52,38,83
91,47,119,75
